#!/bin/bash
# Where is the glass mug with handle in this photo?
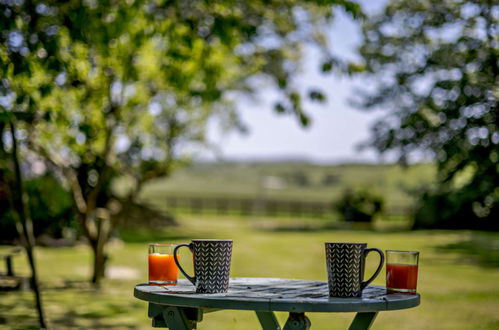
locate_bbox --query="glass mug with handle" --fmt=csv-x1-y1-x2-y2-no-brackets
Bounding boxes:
174,239,233,293
325,242,385,297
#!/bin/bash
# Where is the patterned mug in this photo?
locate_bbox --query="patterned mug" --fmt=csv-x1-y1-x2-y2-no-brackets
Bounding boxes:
173,239,233,293
325,242,384,297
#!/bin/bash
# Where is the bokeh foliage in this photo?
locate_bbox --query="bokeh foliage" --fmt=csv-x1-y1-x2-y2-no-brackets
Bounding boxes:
357,0,498,230
1,0,363,283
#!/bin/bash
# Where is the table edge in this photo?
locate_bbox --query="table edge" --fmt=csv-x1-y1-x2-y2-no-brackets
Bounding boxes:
134,278,420,313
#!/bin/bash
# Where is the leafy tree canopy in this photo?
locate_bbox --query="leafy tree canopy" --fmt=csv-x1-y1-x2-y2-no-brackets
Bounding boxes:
1,0,364,282
2,0,363,187
357,0,498,228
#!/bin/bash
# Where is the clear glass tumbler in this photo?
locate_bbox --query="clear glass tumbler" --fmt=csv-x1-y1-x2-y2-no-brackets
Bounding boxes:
386,250,419,294
148,243,178,285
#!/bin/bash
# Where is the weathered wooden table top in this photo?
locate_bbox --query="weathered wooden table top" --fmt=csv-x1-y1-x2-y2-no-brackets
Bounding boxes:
134,278,420,313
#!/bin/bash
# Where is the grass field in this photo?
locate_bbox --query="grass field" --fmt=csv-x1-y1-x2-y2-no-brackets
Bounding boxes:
1,214,498,329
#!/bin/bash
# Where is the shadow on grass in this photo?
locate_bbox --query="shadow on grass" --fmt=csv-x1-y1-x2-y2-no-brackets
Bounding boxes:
0,281,143,329
436,232,499,268
0,295,42,329
50,306,139,329
0,300,141,329
43,280,97,291
47,285,143,329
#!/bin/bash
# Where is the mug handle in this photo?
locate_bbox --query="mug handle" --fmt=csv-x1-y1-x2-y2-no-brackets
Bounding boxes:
361,248,385,290
173,243,196,286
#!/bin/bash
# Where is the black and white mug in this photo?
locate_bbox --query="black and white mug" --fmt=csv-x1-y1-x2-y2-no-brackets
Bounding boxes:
325,242,384,297
173,239,233,293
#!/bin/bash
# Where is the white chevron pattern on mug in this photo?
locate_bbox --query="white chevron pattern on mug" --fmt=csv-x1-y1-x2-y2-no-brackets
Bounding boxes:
192,241,232,293
326,243,364,297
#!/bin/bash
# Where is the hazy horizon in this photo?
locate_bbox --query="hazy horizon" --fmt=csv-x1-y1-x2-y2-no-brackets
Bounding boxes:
193,154,431,166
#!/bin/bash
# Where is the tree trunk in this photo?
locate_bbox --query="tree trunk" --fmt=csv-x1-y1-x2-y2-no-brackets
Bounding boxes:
9,123,47,329
90,239,106,285
88,212,111,286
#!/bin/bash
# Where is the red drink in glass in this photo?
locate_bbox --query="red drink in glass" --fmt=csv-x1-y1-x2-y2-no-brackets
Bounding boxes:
386,250,419,294
386,264,418,294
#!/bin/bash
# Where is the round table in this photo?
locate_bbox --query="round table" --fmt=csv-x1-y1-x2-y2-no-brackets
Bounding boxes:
134,278,420,329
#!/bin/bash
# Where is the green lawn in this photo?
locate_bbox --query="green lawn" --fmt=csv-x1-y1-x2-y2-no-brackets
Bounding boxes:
1,215,498,329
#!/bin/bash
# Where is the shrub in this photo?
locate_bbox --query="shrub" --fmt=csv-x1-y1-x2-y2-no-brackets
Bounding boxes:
0,174,76,243
334,189,384,223
322,174,340,186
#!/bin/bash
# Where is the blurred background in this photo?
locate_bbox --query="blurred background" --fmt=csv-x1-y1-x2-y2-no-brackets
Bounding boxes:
0,0,497,329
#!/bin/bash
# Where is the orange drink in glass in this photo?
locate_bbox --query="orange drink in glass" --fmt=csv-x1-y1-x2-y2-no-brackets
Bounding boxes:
148,244,178,285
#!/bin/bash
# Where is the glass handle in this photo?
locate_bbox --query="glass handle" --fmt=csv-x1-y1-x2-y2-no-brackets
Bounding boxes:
361,248,385,290
173,243,196,286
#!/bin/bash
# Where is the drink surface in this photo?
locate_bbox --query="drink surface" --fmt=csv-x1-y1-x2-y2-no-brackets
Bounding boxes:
386,263,418,294
148,253,178,285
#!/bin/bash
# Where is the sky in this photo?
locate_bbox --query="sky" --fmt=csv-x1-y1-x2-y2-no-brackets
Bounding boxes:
206,1,391,164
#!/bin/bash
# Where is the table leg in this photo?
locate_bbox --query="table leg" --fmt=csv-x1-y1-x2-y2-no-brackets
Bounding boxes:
255,311,281,330
283,312,311,330
162,306,197,330
348,312,378,330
